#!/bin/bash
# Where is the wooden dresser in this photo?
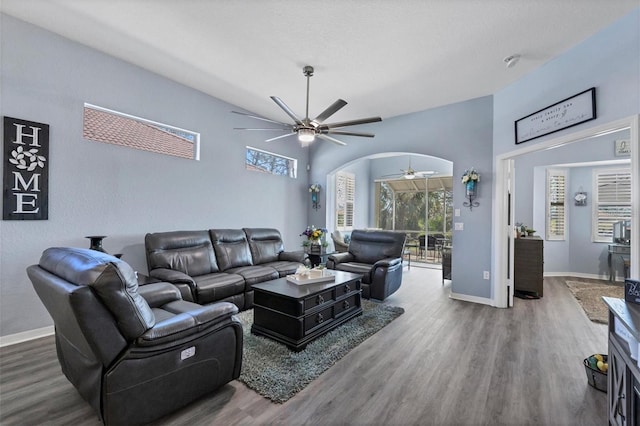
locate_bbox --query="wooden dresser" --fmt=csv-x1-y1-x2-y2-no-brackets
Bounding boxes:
604,297,640,425
514,236,544,297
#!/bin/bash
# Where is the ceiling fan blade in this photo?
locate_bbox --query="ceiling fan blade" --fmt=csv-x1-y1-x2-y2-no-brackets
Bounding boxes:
265,132,297,142
270,96,304,126
320,116,382,129
234,127,294,131
312,99,347,124
231,110,292,127
317,134,347,146
325,130,375,138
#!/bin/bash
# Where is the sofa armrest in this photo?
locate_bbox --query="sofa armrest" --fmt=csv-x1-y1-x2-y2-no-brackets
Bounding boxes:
138,282,182,308
373,257,403,268
135,301,239,347
278,250,307,263
148,268,197,302
328,252,355,264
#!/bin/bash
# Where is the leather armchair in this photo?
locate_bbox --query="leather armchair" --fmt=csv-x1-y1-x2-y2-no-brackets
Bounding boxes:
27,247,243,425
326,230,406,301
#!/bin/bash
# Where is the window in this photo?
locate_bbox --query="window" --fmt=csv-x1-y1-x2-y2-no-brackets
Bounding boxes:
245,146,297,178
546,169,567,241
83,103,200,160
593,167,631,242
335,172,355,230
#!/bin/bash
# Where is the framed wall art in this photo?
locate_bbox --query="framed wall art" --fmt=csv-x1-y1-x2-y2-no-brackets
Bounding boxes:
515,87,596,144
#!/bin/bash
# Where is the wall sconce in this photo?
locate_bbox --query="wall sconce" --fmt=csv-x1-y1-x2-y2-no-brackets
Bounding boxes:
461,168,480,210
309,183,321,210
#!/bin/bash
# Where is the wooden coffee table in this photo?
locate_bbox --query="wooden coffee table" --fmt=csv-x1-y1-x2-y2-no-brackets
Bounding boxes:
251,270,363,351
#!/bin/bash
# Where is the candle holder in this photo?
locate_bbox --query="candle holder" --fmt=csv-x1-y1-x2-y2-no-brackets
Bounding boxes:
86,235,107,252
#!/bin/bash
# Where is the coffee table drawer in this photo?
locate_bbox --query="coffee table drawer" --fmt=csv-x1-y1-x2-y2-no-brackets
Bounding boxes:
335,293,361,317
304,289,334,311
304,306,334,334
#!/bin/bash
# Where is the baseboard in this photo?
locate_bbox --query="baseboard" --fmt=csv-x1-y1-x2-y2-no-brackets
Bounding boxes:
449,292,494,307
544,272,623,282
0,326,54,348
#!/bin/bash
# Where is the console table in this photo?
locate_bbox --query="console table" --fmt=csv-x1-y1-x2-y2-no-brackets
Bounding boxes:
251,270,363,351
609,244,631,282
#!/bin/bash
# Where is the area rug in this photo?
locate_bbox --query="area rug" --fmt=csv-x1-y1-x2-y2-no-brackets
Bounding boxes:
565,280,624,324
236,300,404,403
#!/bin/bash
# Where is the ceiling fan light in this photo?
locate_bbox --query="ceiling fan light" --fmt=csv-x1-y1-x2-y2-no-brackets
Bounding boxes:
298,128,316,143
404,173,416,180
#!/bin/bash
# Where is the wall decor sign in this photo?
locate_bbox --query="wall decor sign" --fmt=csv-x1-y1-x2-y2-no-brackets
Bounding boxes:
614,139,631,157
3,116,49,220
515,87,596,144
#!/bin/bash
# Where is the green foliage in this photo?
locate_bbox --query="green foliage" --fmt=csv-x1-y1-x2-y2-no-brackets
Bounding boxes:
377,182,452,234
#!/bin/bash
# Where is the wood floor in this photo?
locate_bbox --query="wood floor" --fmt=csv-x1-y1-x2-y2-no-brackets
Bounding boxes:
0,270,609,425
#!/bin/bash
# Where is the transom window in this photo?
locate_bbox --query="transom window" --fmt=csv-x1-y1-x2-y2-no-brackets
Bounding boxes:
245,146,297,178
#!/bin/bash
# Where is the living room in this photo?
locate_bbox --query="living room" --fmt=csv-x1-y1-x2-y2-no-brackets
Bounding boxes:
1,2,639,425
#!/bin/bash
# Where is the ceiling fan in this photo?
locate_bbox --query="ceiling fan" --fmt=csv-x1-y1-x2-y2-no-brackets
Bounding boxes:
382,159,436,180
232,65,382,146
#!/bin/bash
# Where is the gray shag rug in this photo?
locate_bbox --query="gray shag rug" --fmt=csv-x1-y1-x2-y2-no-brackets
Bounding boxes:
236,299,404,403
565,280,624,324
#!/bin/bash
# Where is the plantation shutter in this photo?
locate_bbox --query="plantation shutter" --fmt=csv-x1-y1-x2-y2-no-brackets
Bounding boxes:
336,172,355,230
546,169,566,241
593,168,631,242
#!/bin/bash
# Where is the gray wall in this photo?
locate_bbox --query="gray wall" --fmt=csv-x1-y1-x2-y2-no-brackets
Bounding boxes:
309,97,495,300
0,15,309,336
493,9,640,158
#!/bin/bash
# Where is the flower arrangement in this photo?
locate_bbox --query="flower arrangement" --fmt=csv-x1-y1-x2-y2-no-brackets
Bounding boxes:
309,183,321,193
461,168,480,184
301,225,327,242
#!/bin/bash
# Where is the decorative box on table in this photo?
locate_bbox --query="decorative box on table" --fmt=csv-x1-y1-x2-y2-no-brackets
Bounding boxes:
625,279,640,305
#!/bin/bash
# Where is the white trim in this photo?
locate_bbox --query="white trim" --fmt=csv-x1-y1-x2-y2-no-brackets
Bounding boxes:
0,326,54,348
543,272,612,281
493,115,639,309
450,292,495,307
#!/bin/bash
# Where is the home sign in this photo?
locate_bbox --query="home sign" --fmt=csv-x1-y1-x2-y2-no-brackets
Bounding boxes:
3,116,49,220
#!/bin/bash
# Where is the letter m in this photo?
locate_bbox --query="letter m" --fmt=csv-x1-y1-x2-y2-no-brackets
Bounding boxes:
12,172,40,192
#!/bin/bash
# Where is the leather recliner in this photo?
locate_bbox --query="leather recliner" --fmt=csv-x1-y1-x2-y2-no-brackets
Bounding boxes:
27,247,243,425
326,229,406,301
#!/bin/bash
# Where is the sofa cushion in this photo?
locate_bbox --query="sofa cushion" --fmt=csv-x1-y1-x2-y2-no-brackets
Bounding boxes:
260,260,302,277
226,265,279,288
192,273,246,304
146,231,218,275
243,228,284,264
39,247,155,340
210,229,254,271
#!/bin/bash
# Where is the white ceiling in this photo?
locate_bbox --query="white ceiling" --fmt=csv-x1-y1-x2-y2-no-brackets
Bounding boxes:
2,1,638,126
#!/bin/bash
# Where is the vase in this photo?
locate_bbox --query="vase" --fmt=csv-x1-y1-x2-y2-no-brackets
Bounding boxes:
465,180,476,197
86,235,107,252
309,242,322,254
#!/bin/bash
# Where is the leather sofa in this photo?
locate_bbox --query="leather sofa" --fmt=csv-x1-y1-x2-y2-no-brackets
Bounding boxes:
326,229,406,301
27,247,243,425
145,228,306,310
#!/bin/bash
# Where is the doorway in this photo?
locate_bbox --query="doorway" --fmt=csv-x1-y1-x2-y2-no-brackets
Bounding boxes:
493,115,639,308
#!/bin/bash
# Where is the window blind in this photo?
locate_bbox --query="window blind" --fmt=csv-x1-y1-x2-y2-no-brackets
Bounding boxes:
594,168,631,241
546,170,566,240
336,172,355,229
